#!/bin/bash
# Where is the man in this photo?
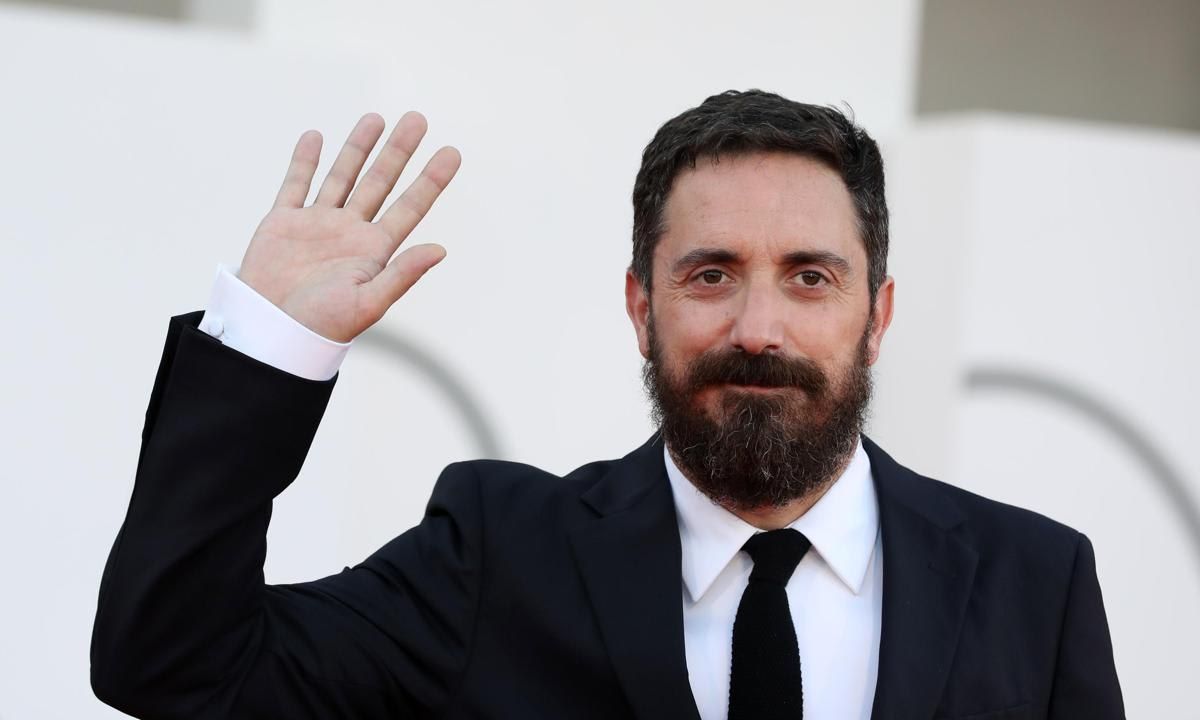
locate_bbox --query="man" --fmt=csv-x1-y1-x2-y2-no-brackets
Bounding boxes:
91,90,1124,719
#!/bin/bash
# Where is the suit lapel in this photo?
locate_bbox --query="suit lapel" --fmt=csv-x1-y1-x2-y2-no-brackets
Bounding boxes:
864,438,979,720
569,433,702,720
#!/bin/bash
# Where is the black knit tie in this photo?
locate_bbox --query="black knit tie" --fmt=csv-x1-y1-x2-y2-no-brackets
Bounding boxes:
728,528,811,720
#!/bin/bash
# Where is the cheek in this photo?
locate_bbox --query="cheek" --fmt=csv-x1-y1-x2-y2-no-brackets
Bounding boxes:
787,307,869,363
657,301,731,353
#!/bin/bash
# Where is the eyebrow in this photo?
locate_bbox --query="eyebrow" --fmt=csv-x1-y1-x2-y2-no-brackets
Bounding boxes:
671,247,853,276
671,248,740,274
781,250,852,275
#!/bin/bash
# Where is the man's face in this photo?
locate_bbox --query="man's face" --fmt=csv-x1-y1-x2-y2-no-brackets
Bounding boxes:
625,152,894,510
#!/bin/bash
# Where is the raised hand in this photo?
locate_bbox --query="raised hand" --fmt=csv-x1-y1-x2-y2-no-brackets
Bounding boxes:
237,112,461,343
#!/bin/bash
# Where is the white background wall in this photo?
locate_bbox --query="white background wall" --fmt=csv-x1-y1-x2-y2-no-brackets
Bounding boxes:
1,1,1196,717
876,117,1200,715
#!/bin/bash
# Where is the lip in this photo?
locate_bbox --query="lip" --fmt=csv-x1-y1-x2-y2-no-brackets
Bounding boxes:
723,383,789,394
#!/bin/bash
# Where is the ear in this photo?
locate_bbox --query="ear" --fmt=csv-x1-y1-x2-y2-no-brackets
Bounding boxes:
625,270,652,359
866,275,895,366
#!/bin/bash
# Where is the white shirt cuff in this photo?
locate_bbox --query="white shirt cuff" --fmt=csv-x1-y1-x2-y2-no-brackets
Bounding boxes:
197,265,350,381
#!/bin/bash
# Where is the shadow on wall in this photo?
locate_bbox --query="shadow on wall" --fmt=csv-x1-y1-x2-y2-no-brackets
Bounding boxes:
357,328,503,459
967,365,1200,572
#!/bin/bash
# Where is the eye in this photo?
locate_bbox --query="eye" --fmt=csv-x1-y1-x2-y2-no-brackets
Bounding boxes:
698,269,726,285
796,270,827,287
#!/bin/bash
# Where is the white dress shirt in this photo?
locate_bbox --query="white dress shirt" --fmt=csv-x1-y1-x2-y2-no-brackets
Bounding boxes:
198,266,350,381
666,446,883,720
198,264,883,718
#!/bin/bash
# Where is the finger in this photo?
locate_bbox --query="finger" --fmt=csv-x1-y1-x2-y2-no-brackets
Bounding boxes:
362,243,447,317
378,146,462,251
313,113,386,208
345,111,428,221
272,130,323,209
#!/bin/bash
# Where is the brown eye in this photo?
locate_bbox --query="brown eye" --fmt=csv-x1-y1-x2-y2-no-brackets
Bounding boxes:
799,271,824,286
700,270,725,284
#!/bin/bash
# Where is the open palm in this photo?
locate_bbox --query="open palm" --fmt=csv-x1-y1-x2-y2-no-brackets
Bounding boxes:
238,111,460,343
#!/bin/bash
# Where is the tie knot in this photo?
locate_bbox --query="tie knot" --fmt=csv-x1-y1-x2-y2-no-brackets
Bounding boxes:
743,529,811,585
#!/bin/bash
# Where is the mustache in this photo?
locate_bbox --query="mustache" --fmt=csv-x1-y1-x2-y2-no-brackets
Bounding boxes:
685,350,829,395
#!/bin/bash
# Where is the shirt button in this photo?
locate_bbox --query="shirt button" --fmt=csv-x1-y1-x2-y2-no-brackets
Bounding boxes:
203,315,225,340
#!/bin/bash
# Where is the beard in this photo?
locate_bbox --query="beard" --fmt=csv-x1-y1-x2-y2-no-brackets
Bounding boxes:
643,316,874,511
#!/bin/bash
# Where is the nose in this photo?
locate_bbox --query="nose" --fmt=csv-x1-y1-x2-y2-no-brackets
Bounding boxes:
728,283,785,355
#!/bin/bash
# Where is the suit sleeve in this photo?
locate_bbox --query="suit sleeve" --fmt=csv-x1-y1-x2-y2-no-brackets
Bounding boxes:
1047,533,1125,718
91,313,484,719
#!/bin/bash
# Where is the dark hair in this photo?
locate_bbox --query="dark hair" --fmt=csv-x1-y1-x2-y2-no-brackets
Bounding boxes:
631,89,889,301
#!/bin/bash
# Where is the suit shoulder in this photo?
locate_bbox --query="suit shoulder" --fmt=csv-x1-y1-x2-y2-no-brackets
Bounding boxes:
867,440,1080,547
433,455,617,510
935,474,1078,537
425,455,632,552
910,471,1087,576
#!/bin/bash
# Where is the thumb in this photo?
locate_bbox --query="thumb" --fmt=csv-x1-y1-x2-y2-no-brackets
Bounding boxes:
362,243,447,317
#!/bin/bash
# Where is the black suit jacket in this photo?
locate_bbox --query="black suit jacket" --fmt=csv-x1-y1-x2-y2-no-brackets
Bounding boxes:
91,313,1125,719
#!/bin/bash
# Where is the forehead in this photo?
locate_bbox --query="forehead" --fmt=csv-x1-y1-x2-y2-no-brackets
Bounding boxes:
659,151,862,265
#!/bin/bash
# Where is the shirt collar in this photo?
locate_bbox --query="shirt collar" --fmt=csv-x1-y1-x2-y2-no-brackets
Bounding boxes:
665,439,879,603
